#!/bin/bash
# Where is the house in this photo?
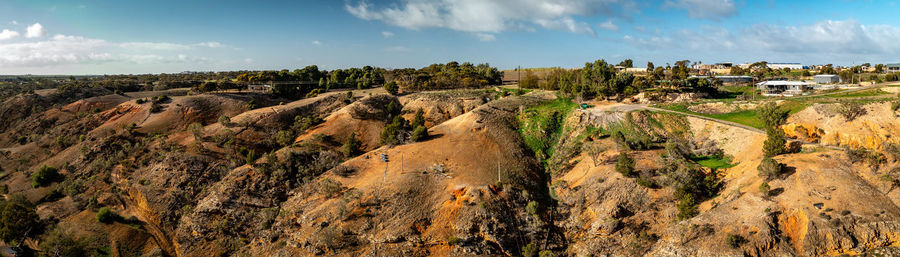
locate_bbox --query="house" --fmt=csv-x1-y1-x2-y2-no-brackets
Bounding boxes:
689,75,753,84
756,81,812,96
813,74,840,84
248,84,272,92
887,63,900,72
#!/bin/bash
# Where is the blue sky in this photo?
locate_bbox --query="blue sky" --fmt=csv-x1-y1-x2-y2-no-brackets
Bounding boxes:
1,0,899,74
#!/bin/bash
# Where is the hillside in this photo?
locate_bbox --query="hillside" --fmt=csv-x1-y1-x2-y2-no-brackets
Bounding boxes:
3,86,900,257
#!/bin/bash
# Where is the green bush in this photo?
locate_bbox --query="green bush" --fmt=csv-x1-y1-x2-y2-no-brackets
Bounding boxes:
522,242,540,257
759,181,770,195
218,115,231,126
342,132,362,157
726,234,746,248
412,108,426,127
32,165,58,188
757,158,783,180
525,201,539,216
384,81,399,95
274,130,295,147
40,227,89,257
96,207,117,223
410,125,428,142
448,236,461,245
615,152,636,177
676,195,698,220
380,115,410,145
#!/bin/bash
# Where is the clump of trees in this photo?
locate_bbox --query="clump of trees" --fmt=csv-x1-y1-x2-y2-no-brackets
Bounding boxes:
0,195,40,243
389,61,502,92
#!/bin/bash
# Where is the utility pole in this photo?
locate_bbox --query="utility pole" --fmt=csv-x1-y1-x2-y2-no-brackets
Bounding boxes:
374,154,389,257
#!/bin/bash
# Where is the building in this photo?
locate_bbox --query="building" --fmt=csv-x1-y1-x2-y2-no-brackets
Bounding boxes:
768,63,803,70
756,81,812,96
248,84,271,92
689,75,753,84
813,74,840,84
887,63,900,72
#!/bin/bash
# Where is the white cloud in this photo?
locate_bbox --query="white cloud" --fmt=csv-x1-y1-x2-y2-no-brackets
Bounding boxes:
193,42,225,48
9,21,17,25
26,23,46,38
665,0,736,20
598,20,618,31
312,40,321,45
0,29,19,40
475,33,496,41
622,19,900,62
0,32,227,69
346,0,635,36
382,31,395,38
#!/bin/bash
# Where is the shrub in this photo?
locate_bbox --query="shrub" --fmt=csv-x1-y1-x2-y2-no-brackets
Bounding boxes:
448,236,461,245
539,250,557,257
135,98,146,104
410,125,428,142
150,103,163,113
218,115,231,126
525,201,540,216
40,227,89,257
676,195,698,220
726,234,746,248
613,131,628,150
318,178,343,198
384,81,399,95
96,207,117,223
32,165,58,188
757,158,783,180
615,152,636,177
522,242,540,257
274,130,295,147
836,101,866,122
188,122,204,140
341,132,361,157
245,149,258,165
759,181,770,195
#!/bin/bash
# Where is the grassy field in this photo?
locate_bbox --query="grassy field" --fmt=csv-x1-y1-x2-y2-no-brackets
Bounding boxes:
656,100,811,130
690,155,737,169
821,89,891,98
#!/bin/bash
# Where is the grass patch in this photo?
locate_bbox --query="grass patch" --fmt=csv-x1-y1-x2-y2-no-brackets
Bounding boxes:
690,155,737,169
518,97,578,162
655,100,811,130
824,89,890,98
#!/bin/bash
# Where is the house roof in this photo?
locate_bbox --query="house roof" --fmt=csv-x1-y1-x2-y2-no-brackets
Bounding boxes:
756,81,812,86
813,74,839,78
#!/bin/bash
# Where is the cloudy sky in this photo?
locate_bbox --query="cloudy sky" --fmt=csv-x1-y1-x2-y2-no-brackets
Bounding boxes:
1,0,899,74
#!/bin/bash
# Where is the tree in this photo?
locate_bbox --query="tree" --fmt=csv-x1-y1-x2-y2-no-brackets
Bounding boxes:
618,59,633,68
647,62,655,72
757,102,788,129
412,108,426,128
384,81,399,95
520,71,540,89
757,158,784,179
613,131,628,150
875,64,885,73
0,195,39,243
96,207,117,223
32,165,58,188
342,132,361,157
615,151,636,177
837,101,866,121
410,125,428,142
763,129,787,157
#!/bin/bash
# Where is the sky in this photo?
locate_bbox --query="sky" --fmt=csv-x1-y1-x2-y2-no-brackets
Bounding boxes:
1,0,900,75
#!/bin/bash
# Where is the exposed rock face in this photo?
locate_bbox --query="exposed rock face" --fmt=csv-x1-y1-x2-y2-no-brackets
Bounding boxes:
785,102,900,150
